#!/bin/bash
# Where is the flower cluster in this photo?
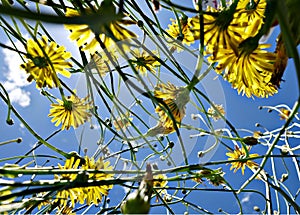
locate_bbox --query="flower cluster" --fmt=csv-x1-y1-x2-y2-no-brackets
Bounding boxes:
188,0,281,98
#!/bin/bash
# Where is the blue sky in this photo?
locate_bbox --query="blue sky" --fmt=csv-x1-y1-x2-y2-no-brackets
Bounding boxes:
0,0,299,214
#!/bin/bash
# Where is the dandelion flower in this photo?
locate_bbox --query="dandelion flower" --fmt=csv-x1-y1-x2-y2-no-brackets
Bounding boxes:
147,82,190,136
226,146,259,175
48,94,92,130
207,103,225,121
153,174,168,194
79,156,114,205
152,82,190,134
235,0,266,36
166,17,195,52
190,6,246,55
20,36,72,88
131,49,160,75
208,40,277,98
65,5,136,54
279,108,291,120
54,156,114,207
54,156,82,207
91,53,111,77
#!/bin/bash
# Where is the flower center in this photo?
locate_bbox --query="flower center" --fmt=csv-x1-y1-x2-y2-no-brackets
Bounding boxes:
64,100,73,111
246,0,258,10
215,10,234,31
32,56,49,68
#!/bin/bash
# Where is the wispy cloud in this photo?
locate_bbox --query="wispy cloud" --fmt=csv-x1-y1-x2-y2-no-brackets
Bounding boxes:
2,39,31,107
241,193,251,204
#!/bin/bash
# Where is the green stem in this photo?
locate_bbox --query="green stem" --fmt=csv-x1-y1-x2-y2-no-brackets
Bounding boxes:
0,91,71,159
0,4,122,25
238,100,300,193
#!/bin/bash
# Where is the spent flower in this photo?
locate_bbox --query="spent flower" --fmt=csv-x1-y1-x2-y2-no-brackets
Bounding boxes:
207,103,225,121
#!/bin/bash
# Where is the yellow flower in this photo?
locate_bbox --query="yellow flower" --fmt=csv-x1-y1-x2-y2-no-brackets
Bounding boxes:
279,108,291,120
79,156,114,205
226,146,259,175
113,112,133,131
131,49,160,75
166,17,195,52
235,0,266,36
54,156,82,207
48,94,92,130
65,5,136,54
20,36,72,88
91,53,111,78
190,6,246,55
56,205,75,215
153,174,168,194
152,82,190,134
207,103,225,121
54,156,114,207
90,47,119,77
208,41,277,98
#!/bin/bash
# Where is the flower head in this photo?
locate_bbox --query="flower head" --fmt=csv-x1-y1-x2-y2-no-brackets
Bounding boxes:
54,156,82,207
79,157,114,205
54,156,114,207
279,108,291,120
113,112,133,131
48,94,92,130
149,82,190,135
131,49,160,75
190,6,246,55
226,145,259,175
153,174,168,194
166,17,195,52
65,5,136,54
235,0,266,36
20,36,72,88
208,40,278,98
207,103,225,121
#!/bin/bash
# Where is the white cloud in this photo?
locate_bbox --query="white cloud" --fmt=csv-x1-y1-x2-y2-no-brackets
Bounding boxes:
2,39,31,107
241,193,251,204
7,88,31,107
